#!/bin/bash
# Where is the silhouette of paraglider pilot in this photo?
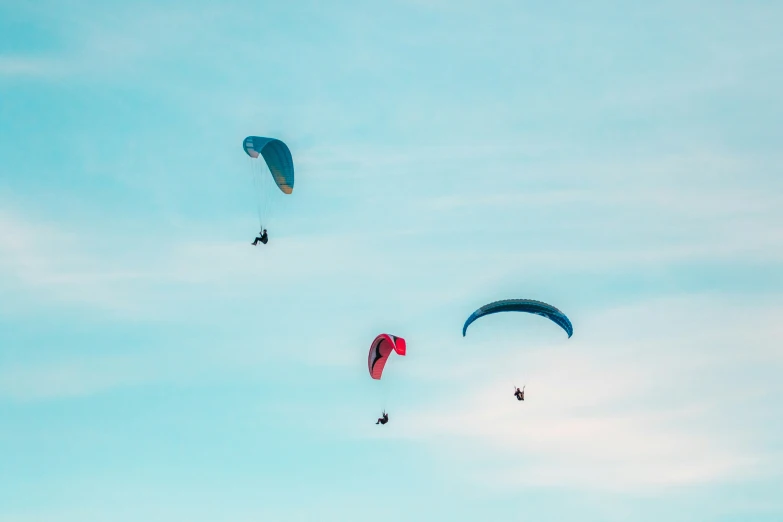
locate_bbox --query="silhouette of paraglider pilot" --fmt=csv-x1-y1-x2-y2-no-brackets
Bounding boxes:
251,229,268,246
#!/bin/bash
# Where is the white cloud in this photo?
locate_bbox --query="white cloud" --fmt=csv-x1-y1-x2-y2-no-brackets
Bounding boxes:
0,56,67,78
0,354,157,401
372,296,783,492
0,209,155,316
0,208,419,319
0,4,231,84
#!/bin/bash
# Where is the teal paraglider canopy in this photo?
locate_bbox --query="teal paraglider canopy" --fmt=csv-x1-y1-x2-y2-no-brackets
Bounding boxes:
243,136,294,194
462,299,573,338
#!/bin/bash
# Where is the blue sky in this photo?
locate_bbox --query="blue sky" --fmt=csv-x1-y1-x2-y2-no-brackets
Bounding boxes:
1,1,782,520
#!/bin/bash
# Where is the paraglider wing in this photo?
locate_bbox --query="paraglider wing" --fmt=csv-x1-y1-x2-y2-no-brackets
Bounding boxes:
242,136,294,194
368,334,407,380
462,299,573,338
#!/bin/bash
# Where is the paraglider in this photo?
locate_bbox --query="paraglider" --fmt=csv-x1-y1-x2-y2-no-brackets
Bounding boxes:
462,299,573,338
462,299,571,403
368,334,406,424
242,136,294,242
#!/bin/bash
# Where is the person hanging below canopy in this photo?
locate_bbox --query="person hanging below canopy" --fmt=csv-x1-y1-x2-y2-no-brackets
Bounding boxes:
514,386,525,401
376,411,389,425
251,229,268,246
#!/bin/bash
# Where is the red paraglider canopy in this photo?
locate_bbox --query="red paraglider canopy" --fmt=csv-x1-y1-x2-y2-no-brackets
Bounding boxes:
368,334,406,380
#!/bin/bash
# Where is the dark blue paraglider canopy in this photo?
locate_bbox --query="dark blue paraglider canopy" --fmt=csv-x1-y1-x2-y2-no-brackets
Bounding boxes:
462,299,573,338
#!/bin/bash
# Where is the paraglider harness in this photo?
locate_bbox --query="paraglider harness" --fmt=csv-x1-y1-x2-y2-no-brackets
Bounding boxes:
376,411,389,425
514,386,525,401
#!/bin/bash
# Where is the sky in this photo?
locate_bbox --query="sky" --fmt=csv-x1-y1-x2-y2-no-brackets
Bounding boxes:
1,1,782,520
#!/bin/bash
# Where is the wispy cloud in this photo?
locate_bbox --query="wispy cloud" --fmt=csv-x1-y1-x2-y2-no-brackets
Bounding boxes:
0,3,229,83
0,207,427,318
0,56,67,78
0,209,154,316
373,296,783,492
0,354,158,401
